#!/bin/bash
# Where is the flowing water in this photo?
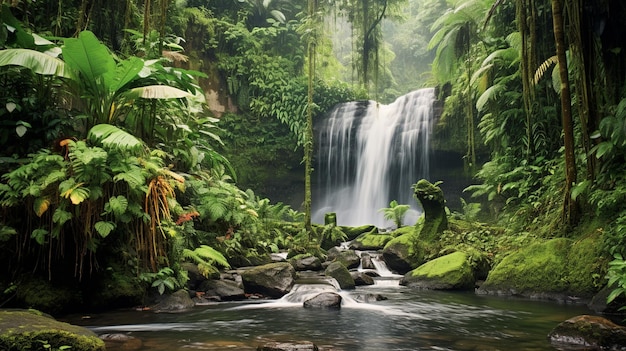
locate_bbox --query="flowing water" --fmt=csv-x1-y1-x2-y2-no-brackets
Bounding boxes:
64,277,593,351
314,88,435,228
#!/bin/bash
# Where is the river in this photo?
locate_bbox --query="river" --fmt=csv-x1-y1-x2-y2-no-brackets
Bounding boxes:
63,277,594,351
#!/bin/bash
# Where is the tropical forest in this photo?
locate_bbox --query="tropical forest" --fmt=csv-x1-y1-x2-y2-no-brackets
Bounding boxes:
1,0,626,350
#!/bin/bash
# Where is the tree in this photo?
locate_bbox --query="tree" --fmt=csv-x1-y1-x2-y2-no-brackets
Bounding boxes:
429,0,489,168
551,0,578,226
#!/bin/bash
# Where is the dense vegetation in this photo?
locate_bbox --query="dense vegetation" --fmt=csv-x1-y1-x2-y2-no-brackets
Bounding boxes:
0,0,626,314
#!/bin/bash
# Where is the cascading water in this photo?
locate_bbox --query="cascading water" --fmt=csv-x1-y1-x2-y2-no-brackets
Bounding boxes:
314,88,436,228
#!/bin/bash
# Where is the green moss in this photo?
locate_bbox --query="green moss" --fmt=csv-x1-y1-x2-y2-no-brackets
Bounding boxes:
404,251,475,290
352,231,392,250
565,232,608,297
482,238,571,294
15,277,81,315
0,310,105,351
411,251,468,277
341,225,378,241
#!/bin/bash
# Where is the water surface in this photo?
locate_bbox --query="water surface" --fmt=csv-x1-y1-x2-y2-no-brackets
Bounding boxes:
64,282,594,351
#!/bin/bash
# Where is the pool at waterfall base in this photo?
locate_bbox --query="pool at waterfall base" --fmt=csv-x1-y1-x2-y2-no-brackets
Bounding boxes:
63,277,596,351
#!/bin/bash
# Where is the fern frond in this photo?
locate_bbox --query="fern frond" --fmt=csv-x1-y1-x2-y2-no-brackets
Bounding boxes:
533,55,558,86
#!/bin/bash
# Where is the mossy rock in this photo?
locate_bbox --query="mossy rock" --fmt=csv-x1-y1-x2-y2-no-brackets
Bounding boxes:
341,225,378,241
88,268,144,310
382,229,431,274
351,230,392,250
0,310,105,351
401,251,475,290
565,232,607,297
325,262,355,290
480,238,571,298
15,276,82,315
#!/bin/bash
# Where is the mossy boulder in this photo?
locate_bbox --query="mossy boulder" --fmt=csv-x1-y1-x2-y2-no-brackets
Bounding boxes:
325,262,355,290
341,225,377,241
0,309,105,351
326,249,361,269
479,237,604,299
240,262,297,298
549,315,626,350
351,230,392,250
400,251,475,290
15,276,81,315
382,228,428,274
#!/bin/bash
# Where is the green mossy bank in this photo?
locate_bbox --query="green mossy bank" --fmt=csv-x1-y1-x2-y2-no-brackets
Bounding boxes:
479,233,607,300
0,310,105,351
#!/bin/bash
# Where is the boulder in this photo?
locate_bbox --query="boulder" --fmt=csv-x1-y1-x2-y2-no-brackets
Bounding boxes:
241,262,297,298
182,262,211,290
341,225,377,241
548,315,626,350
303,292,342,309
478,238,603,300
400,251,475,290
257,341,319,351
382,229,426,274
198,279,246,301
151,289,195,312
360,253,375,270
0,309,105,351
350,271,375,286
327,249,360,269
325,262,355,290
350,230,392,250
290,255,323,271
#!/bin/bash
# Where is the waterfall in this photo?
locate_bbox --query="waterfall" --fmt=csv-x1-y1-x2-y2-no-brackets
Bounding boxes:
314,88,436,228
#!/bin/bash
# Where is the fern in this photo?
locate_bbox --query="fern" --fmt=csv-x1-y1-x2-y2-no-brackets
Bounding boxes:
183,245,230,277
533,55,557,86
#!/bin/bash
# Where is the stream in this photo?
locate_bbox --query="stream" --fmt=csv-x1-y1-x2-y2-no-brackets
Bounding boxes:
63,276,594,351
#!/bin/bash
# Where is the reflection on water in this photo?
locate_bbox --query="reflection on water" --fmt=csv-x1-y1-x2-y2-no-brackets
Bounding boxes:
63,282,593,351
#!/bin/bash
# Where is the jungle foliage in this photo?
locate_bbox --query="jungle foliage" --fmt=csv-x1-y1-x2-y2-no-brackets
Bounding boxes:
1,0,626,313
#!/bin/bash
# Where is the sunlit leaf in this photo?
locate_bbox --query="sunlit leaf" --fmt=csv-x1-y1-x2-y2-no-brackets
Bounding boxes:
128,85,192,99
0,48,70,77
94,221,115,238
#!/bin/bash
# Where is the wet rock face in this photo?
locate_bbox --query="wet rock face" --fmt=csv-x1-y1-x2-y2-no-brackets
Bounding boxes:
326,248,360,269
198,279,246,301
151,289,195,312
548,315,626,350
350,271,375,286
290,255,323,271
324,262,355,290
240,262,297,298
303,292,342,309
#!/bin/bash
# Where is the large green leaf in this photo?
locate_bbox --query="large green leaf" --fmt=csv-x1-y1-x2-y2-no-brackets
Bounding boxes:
105,56,144,93
62,31,115,83
0,48,70,77
88,124,143,153
128,85,192,99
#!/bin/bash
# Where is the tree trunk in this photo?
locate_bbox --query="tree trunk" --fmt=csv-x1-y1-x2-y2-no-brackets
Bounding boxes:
304,0,316,232
551,0,578,226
